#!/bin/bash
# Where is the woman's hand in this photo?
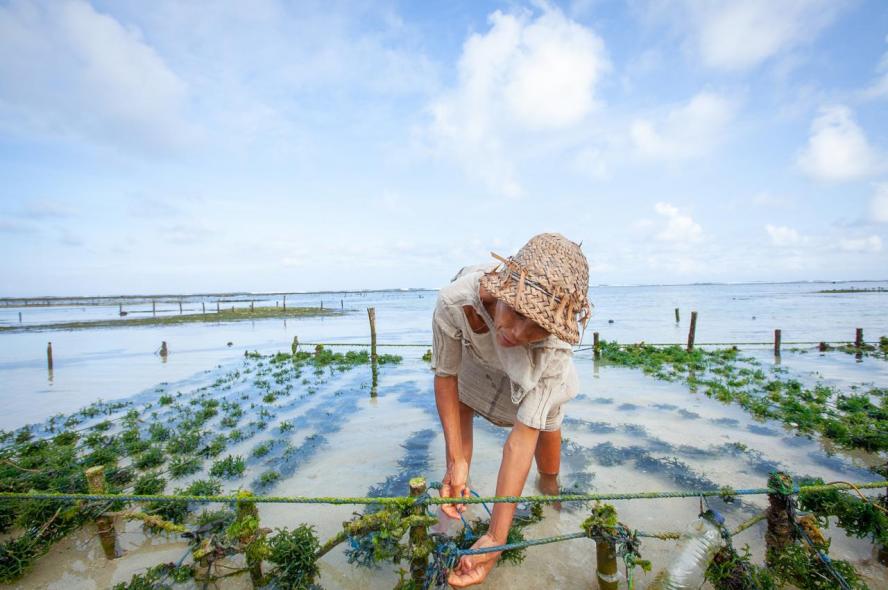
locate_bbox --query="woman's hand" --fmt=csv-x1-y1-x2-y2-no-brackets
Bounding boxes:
440,459,470,519
447,533,502,587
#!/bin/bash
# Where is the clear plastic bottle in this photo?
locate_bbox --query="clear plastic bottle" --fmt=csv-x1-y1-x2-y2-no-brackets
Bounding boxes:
649,511,724,590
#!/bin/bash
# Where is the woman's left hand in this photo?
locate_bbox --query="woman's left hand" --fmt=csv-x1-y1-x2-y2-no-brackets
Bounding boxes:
447,533,502,588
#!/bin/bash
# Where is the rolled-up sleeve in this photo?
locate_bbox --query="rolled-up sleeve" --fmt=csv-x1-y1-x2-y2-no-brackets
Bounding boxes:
431,296,462,377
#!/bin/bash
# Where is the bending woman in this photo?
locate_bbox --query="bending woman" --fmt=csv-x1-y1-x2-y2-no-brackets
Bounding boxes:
430,233,590,587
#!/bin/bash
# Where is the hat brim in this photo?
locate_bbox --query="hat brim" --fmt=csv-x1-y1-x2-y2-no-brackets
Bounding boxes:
480,270,581,345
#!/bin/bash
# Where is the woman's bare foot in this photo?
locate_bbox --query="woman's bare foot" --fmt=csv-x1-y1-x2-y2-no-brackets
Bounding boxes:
537,473,561,511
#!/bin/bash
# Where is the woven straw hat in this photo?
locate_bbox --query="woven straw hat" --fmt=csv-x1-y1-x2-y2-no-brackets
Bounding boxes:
480,233,591,345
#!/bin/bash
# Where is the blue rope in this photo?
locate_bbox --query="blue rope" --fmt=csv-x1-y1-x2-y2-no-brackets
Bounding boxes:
455,531,588,556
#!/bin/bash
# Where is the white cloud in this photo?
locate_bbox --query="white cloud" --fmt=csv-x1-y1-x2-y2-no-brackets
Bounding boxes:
647,0,846,71
428,5,609,195
838,235,882,253
871,183,888,223
797,106,883,181
654,202,703,243
630,92,736,161
765,224,801,246
861,38,888,100
0,0,193,152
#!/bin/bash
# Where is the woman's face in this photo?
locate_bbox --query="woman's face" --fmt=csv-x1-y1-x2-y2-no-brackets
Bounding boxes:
492,300,550,347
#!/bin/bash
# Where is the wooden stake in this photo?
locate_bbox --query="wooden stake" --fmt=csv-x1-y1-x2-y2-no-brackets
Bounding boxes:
687,311,698,352
291,336,299,355
409,477,430,586
593,331,600,359
368,307,378,397
217,301,220,313
774,329,781,357
250,300,254,312
595,538,619,590
235,492,263,586
152,300,156,316
341,298,344,309
766,472,793,565
368,308,377,362
674,307,680,323
283,295,286,310
46,342,53,371
202,302,206,315
855,328,863,348
85,466,118,559
159,341,168,358
178,301,183,314
18,311,22,323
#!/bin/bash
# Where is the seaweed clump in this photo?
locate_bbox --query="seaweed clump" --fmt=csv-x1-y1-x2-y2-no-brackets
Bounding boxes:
597,340,888,452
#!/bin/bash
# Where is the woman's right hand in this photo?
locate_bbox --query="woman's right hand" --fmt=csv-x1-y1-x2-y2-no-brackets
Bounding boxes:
441,459,470,519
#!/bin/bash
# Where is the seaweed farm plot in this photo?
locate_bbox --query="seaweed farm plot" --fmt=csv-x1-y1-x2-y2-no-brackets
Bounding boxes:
1,344,887,589
595,341,888,455
0,346,407,588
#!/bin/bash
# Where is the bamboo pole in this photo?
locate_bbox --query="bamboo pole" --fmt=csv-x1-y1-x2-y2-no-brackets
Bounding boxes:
687,311,698,352
85,466,118,559
595,537,619,590
409,477,430,586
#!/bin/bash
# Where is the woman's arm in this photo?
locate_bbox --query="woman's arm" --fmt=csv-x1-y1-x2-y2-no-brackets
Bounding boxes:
435,374,470,517
448,421,540,588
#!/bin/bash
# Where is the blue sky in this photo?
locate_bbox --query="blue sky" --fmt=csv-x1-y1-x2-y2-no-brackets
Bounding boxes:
1,0,887,296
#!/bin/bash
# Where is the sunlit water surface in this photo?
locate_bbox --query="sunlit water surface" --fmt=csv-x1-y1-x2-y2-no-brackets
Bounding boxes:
1,281,887,589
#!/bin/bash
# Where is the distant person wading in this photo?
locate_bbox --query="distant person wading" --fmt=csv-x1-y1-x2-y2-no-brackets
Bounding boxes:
431,233,591,588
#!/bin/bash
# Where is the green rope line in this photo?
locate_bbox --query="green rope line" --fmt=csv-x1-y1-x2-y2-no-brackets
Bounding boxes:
1,481,883,506
298,339,878,350
731,511,767,536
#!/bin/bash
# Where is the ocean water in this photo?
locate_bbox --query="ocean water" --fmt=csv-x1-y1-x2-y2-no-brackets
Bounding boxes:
1,281,886,589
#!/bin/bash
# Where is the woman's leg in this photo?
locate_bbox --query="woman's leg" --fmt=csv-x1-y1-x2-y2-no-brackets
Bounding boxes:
535,428,561,475
534,429,561,496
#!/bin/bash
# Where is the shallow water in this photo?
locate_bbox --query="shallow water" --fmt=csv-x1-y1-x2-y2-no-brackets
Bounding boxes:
2,281,887,589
